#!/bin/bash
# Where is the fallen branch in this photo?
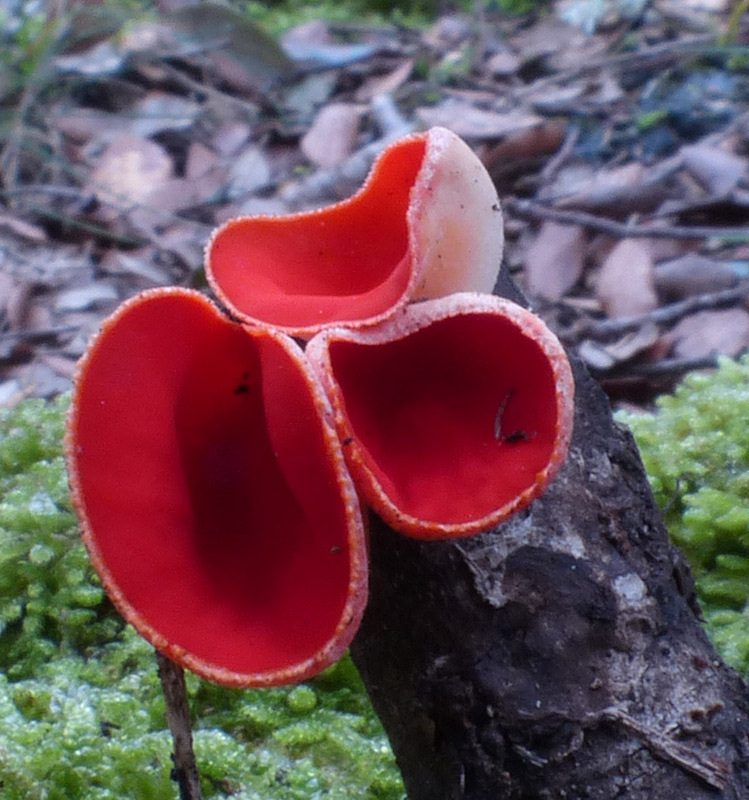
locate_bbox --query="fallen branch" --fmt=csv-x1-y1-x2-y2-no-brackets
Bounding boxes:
562,284,749,344
505,197,749,242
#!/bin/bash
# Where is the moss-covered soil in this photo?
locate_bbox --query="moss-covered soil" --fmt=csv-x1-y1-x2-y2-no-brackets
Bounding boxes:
0,396,403,800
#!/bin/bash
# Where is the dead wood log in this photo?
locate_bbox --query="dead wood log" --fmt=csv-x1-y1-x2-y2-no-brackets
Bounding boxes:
350,269,749,800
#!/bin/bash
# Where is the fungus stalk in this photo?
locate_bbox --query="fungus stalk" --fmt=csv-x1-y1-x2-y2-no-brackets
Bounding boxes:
157,652,203,800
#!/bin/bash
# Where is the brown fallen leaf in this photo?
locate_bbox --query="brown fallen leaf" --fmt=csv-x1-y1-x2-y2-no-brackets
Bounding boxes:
130,92,202,138
511,15,588,65
596,238,658,318
55,282,119,313
99,247,172,285
0,273,34,360
0,213,47,242
212,122,251,157
416,100,542,140
484,120,567,176
654,254,739,301
680,144,748,196
90,134,173,207
668,308,749,359
485,50,521,77
301,103,363,168
578,323,660,371
681,0,732,10
550,163,672,216
523,221,586,301
226,145,273,200
167,2,295,93
355,59,414,102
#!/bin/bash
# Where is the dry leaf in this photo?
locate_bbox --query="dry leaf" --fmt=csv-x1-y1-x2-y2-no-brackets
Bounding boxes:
301,103,362,168
680,144,748,196
212,122,251,157
681,0,731,9
280,19,380,67
417,101,542,140
0,379,23,409
99,248,173,285
130,92,202,138
596,238,658,317
0,213,46,242
167,3,295,92
512,16,587,64
355,59,414,102
90,134,173,206
226,145,272,199
55,283,119,312
485,120,567,168
523,221,586,301
579,322,660,370
669,308,749,359
551,163,670,216
485,51,521,77
654,254,739,301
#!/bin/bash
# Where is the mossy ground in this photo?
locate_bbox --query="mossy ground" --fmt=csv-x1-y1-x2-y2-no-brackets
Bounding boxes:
0,354,747,797
618,354,749,675
0,396,403,800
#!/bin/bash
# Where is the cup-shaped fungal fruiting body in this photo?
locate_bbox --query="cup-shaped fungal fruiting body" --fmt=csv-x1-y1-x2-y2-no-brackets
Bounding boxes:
306,293,575,539
65,288,367,687
206,127,503,338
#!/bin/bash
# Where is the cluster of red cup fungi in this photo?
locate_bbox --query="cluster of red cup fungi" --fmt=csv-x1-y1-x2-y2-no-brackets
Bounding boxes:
65,127,575,688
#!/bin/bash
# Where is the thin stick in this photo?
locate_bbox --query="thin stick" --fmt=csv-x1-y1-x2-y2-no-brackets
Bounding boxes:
562,285,749,344
0,325,78,343
513,35,715,99
505,197,749,242
156,652,203,800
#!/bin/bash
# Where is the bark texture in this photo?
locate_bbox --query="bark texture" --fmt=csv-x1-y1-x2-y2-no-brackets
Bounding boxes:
350,275,749,800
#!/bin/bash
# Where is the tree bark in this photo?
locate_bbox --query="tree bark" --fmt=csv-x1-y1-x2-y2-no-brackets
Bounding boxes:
350,272,749,799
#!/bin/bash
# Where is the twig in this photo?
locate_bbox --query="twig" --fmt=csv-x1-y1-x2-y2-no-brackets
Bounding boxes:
505,197,749,242
514,35,715,99
623,354,723,379
156,652,203,800
563,285,749,344
0,325,78,343
602,710,729,791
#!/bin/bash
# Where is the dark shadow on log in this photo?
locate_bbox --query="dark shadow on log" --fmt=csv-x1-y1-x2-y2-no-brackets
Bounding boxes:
351,269,749,800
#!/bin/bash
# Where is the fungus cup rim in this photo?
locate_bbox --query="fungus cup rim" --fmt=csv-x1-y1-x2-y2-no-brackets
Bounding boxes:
306,292,575,540
65,287,369,688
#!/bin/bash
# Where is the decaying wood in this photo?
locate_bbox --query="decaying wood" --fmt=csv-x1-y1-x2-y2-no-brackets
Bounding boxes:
350,271,749,800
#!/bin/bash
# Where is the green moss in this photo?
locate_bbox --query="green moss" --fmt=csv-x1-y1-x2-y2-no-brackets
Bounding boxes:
618,354,749,674
0,394,404,799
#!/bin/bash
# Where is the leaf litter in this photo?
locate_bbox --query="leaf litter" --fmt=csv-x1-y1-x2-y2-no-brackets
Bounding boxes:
0,0,748,408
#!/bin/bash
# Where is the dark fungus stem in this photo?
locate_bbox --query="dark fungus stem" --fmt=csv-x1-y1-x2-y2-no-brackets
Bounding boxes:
156,651,203,800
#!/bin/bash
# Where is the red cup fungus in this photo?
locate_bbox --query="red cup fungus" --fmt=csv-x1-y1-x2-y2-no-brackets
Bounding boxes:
206,126,504,338
306,293,575,539
65,288,368,687
67,128,575,689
